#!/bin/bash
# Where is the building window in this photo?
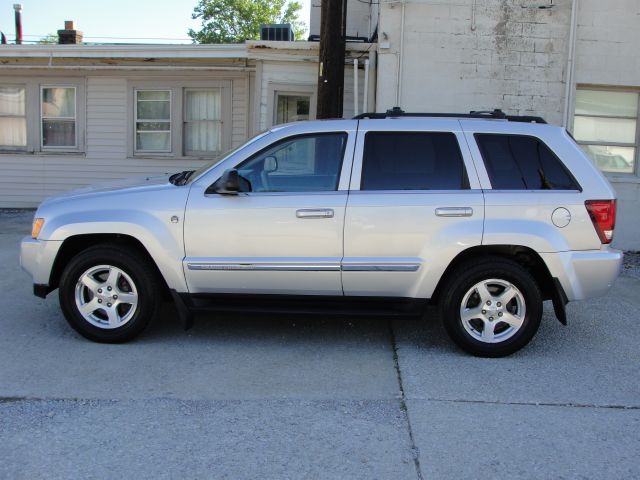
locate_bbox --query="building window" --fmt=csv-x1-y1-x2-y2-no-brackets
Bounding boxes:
573,88,639,175
0,86,26,148
184,89,222,155
275,94,311,125
135,90,171,153
41,86,77,148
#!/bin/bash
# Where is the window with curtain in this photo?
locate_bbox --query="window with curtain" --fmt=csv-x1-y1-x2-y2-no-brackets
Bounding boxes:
135,90,171,152
184,89,222,155
573,89,639,175
0,86,26,147
41,86,76,148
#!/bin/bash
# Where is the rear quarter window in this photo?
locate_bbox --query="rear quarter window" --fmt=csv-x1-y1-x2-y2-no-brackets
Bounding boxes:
361,132,470,190
474,134,581,190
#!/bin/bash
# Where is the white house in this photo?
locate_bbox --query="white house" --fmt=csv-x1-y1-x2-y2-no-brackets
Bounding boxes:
0,37,372,208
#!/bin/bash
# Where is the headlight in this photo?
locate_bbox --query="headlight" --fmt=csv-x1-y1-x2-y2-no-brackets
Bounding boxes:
31,218,45,239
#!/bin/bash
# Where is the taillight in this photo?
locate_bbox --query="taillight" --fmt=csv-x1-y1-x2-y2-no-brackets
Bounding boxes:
585,199,616,244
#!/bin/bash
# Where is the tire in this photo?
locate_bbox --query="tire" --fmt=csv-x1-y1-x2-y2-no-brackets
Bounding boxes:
58,245,160,343
439,256,543,357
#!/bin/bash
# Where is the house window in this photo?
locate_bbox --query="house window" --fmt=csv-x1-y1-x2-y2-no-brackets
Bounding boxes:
275,94,311,125
184,89,222,155
0,86,26,148
41,86,77,148
135,90,171,153
573,88,639,175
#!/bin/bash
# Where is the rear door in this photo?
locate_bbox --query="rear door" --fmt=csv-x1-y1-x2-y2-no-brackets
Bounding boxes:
342,119,485,299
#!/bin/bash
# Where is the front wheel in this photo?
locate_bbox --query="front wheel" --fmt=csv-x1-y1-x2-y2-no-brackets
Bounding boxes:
58,245,159,343
439,257,543,357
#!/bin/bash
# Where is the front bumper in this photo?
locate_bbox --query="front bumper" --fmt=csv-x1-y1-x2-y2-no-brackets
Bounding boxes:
541,249,624,302
20,236,63,295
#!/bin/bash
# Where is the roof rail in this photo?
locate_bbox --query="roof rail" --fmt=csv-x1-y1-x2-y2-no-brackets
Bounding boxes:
353,107,547,124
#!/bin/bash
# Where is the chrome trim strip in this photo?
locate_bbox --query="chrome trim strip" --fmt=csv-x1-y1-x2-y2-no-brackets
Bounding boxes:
341,264,420,272
187,263,421,272
187,263,341,272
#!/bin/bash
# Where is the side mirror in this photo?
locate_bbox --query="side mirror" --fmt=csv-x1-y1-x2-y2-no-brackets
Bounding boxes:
207,169,252,195
264,155,278,173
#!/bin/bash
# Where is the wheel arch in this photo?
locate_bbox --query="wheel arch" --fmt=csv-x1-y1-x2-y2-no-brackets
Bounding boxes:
430,245,556,305
49,234,170,299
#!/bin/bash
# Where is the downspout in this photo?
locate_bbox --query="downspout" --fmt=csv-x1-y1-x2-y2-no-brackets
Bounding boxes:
395,0,406,107
562,0,579,129
353,58,359,116
363,58,370,112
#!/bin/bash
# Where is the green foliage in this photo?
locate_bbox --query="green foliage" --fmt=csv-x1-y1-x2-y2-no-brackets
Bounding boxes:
188,0,306,44
37,33,59,44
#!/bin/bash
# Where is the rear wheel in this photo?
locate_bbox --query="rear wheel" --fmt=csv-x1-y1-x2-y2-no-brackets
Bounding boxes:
58,245,159,343
439,257,543,357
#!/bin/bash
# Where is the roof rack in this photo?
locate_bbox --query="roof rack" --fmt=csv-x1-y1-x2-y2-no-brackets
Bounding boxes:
353,107,547,124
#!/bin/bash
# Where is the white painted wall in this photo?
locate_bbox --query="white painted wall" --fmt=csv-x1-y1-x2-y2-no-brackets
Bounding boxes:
574,0,640,251
376,0,570,124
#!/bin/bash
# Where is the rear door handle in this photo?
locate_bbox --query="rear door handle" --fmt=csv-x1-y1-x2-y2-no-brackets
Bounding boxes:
296,208,334,219
435,207,473,217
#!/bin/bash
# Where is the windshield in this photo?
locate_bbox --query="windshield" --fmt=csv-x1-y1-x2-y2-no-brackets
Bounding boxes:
186,130,272,184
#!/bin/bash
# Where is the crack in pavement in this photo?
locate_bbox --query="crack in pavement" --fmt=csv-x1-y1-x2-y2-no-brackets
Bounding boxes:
389,320,425,480
404,397,640,410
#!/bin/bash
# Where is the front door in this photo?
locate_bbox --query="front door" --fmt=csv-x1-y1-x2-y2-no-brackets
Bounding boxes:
183,121,357,295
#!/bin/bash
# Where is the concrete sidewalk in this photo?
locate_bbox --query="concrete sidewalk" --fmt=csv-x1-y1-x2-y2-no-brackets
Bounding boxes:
1,210,638,479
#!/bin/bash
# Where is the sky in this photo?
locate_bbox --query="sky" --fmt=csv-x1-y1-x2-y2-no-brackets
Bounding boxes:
0,0,312,44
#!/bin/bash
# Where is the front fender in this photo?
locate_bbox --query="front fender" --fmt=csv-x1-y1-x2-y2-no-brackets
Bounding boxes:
44,210,188,292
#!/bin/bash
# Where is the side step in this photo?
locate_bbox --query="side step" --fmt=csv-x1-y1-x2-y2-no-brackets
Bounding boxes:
170,291,428,329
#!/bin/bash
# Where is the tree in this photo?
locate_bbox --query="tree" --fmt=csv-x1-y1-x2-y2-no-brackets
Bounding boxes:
188,0,306,44
37,33,58,44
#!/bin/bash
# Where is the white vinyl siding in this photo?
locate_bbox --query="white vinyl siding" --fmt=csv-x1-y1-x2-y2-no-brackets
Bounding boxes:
0,74,249,208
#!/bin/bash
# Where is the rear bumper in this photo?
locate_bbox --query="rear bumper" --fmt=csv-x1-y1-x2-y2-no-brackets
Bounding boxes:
541,249,623,302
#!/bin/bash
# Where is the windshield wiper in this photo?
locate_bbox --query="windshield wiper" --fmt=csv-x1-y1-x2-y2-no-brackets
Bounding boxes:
169,170,195,186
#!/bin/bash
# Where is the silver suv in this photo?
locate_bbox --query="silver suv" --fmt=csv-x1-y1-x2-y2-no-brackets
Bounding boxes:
20,110,623,357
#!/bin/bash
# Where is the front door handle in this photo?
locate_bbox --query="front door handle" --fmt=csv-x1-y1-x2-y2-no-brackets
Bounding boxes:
296,208,334,219
435,207,473,217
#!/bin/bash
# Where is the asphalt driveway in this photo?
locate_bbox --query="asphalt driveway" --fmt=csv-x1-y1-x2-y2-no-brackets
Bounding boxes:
1,210,638,479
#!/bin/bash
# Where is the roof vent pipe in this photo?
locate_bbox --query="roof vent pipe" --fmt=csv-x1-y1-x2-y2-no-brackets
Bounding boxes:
13,4,22,45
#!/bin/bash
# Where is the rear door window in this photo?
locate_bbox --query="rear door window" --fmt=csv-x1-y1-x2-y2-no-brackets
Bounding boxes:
360,132,470,190
474,134,580,190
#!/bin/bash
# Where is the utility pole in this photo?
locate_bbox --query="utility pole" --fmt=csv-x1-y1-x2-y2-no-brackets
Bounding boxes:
316,0,346,119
